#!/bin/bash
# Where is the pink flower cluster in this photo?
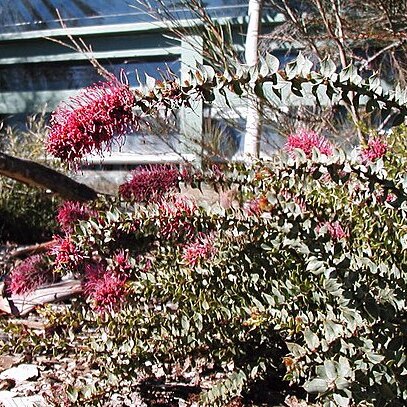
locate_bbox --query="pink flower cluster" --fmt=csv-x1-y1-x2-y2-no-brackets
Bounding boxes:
112,250,133,273
47,79,137,163
8,255,55,295
119,165,181,202
285,130,333,158
182,233,217,267
361,137,387,162
51,235,82,272
158,196,197,241
244,196,270,216
323,221,348,240
83,263,128,312
57,201,96,233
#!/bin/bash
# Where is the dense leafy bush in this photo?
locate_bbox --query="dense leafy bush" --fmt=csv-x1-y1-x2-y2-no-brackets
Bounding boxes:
3,126,406,406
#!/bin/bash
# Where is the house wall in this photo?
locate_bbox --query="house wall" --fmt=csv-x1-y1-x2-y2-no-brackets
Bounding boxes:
0,1,285,166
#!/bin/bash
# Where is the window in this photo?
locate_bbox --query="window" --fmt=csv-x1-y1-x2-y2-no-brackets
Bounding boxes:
0,58,180,92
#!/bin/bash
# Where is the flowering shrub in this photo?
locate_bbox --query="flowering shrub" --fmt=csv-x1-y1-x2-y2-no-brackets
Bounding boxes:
4,128,406,406
4,52,407,404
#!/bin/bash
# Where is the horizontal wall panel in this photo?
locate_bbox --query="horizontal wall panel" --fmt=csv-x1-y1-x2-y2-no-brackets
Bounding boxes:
0,0,252,35
0,32,180,61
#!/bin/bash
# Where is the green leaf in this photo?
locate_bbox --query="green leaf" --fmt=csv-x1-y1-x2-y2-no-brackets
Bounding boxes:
259,57,269,77
304,327,320,350
301,58,313,76
335,377,350,391
320,57,336,77
265,53,280,73
323,319,343,343
366,352,385,364
67,386,79,402
337,356,352,378
286,342,307,358
323,360,337,381
333,393,351,406
304,378,329,393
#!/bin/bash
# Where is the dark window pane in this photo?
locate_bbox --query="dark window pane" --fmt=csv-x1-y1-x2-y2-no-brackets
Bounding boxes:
0,58,180,91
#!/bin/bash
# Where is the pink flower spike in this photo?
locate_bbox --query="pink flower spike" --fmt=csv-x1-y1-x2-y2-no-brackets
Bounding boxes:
285,130,333,158
57,201,96,233
51,235,83,272
182,233,217,267
112,250,133,274
158,196,197,241
8,255,55,295
47,78,137,164
83,263,128,312
119,165,181,202
361,137,387,162
323,221,348,241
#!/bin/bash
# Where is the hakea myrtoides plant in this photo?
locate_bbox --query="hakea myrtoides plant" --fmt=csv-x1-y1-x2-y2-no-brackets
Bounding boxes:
47,77,137,163
44,55,407,165
10,125,407,406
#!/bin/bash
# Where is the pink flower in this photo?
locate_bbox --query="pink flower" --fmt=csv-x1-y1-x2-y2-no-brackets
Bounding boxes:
322,221,348,240
361,137,387,162
373,189,397,205
182,233,217,267
119,165,181,202
112,250,133,274
83,263,128,312
285,130,333,157
51,235,82,271
57,201,96,233
158,196,197,241
244,196,270,216
47,79,137,163
8,255,56,295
